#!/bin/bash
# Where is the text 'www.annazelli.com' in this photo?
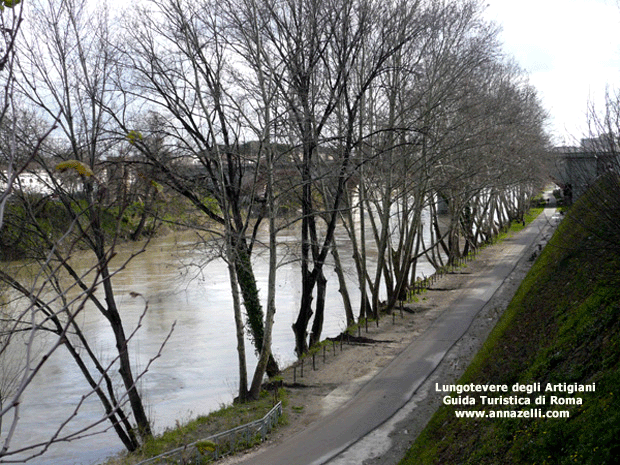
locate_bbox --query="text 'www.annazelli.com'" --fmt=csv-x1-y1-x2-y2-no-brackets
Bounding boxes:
454,409,570,419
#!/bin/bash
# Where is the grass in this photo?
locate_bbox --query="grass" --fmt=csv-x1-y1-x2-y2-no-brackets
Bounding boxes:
107,389,287,464
496,207,545,241
398,181,620,465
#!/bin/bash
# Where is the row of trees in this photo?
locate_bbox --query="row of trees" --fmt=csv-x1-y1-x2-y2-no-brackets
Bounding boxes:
0,0,550,460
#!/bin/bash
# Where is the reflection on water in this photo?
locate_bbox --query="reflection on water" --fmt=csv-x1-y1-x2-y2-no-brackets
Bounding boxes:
6,222,434,465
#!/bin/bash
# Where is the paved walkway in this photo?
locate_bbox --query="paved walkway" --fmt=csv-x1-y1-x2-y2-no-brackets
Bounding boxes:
233,196,559,465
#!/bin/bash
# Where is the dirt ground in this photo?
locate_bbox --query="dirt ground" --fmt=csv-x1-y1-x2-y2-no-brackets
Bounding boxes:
222,212,559,465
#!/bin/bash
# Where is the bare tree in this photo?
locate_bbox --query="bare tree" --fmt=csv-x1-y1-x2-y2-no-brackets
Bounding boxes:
237,0,427,353
219,0,291,398
116,0,284,401
0,0,171,458
0,0,26,230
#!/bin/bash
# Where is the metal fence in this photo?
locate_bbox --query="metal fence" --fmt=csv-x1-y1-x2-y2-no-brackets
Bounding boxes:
136,401,283,465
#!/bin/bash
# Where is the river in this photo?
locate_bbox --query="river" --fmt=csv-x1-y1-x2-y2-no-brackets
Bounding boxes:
3,214,436,465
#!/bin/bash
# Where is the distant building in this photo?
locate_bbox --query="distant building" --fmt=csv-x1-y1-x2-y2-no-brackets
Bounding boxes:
0,166,54,196
551,135,619,202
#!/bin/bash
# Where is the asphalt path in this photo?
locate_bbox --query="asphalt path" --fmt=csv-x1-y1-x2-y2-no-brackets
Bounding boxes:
235,198,558,465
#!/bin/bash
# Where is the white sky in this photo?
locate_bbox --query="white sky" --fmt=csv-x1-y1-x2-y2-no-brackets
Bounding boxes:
484,0,620,145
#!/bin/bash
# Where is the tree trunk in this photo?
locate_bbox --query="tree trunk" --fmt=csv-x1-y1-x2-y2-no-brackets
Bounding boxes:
100,263,152,441
293,277,314,356
249,140,278,399
309,270,327,348
229,254,249,402
232,240,279,377
331,245,354,327
92,194,152,442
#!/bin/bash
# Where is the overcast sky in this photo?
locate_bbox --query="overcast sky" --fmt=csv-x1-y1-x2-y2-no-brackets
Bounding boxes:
484,0,620,145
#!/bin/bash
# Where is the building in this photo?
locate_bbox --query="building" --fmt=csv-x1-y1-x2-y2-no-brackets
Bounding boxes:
0,166,54,196
551,135,619,202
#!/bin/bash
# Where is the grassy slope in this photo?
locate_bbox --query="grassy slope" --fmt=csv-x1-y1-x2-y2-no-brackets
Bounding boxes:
108,389,286,464
400,182,620,465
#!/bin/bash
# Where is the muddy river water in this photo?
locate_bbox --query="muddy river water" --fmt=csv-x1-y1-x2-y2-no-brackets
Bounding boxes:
6,219,435,464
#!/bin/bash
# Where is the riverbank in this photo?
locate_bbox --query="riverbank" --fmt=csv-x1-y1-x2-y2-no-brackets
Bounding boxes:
105,201,554,465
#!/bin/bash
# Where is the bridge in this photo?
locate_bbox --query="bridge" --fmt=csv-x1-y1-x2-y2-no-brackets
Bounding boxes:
551,137,619,202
